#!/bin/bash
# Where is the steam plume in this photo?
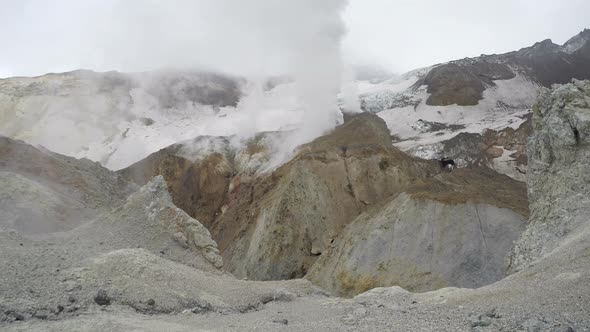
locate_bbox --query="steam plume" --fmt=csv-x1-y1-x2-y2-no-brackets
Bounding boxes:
258,0,350,166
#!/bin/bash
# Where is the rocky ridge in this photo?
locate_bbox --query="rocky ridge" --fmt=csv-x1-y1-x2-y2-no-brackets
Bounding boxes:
413,29,590,107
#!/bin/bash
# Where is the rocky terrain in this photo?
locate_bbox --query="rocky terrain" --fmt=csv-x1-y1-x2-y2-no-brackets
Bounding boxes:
120,113,434,280
0,81,589,331
1,29,590,331
120,112,529,292
0,145,318,323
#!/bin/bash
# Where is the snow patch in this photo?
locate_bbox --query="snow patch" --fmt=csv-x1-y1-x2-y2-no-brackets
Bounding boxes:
372,74,537,156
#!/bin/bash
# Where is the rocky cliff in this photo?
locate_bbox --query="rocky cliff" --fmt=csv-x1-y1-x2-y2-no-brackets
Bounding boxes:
307,167,528,296
510,79,590,271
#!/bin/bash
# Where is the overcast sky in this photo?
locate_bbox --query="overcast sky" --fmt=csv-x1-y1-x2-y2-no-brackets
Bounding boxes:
0,0,589,78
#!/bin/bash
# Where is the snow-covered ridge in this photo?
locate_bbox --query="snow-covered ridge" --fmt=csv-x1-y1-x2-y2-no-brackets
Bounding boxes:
0,67,540,173
359,72,537,152
354,27,590,177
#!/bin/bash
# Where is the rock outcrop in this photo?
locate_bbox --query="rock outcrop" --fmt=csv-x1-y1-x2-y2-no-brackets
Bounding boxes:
3,82,590,332
307,168,528,296
359,29,590,181
510,80,590,271
3,35,590,332
0,83,590,332
2,30,588,176
436,114,532,181
101,175,223,269
119,136,236,227
119,132,289,227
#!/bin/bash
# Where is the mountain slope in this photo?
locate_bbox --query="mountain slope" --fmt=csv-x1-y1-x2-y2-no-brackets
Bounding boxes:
0,136,135,233
0,70,244,169
307,167,528,296
122,113,438,279
358,29,590,179
122,113,529,291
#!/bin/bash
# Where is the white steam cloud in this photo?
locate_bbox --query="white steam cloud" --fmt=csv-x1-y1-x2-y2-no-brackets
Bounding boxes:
207,0,352,167
341,64,362,114
263,0,350,165
0,0,356,170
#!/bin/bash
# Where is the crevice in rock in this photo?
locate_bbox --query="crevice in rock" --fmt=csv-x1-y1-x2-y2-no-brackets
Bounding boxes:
567,118,581,145
573,127,581,145
474,205,491,269
429,218,435,273
340,146,356,199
